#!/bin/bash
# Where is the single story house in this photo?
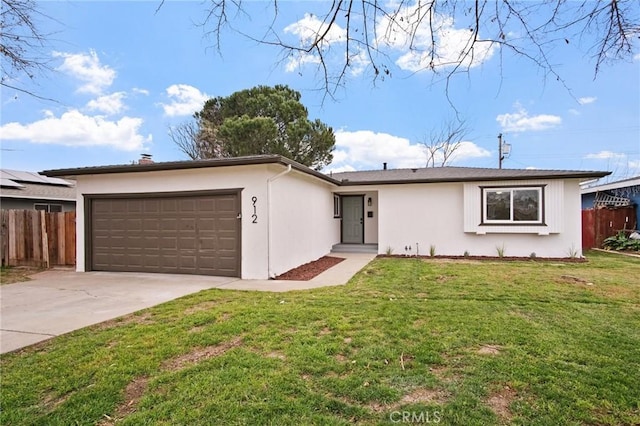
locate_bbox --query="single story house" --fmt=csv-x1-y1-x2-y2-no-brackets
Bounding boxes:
1,169,76,212
43,155,609,279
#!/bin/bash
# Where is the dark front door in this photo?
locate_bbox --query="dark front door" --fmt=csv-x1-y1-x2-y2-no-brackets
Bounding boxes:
341,195,364,243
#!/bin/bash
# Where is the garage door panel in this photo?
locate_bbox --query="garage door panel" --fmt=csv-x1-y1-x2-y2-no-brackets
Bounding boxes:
91,193,240,276
179,199,197,212
143,199,159,213
143,219,160,231
161,199,178,212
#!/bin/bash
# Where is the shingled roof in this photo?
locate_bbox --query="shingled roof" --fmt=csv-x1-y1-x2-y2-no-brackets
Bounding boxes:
1,169,76,201
331,166,610,185
42,155,610,186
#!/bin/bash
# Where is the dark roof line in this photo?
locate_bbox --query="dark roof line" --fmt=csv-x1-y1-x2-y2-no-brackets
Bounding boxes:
43,155,341,185
42,155,610,185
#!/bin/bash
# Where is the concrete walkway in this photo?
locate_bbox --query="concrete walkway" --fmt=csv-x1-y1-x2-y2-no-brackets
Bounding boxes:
0,252,375,354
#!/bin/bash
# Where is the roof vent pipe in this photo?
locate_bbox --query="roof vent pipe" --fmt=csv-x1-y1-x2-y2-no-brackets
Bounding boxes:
383,162,387,170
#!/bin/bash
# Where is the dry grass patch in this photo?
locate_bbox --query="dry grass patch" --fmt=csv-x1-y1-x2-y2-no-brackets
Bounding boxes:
183,301,220,315
318,326,332,336
265,351,286,360
162,336,242,371
558,275,593,286
477,345,502,355
369,388,450,413
401,388,450,405
0,266,44,285
42,392,72,413
486,385,517,422
99,376,149,425
94,312,155,331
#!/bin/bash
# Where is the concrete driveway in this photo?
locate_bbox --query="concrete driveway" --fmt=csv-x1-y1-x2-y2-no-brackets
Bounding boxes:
0,270,238,354
0,253,376,354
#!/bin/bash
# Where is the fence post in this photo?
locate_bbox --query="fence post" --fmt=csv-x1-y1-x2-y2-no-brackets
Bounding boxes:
41,210,50,269
0,210,8,267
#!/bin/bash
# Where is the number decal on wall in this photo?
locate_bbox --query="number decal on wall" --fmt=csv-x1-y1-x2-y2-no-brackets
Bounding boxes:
251,196,258,224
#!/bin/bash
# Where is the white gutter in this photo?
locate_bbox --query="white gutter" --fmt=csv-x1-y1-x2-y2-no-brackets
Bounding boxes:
266,164,292,278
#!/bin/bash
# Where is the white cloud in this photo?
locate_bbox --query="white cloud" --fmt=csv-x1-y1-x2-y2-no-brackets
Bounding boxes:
496,104,562,132
378,9,495,71
53,50,116,95
633,53,640,61
86,92,126,115
132,88,150,95
324,130,490,172
346,48,370,77
0,109,151,151
578,96,597,105
332,130,426,170
284,13,346,46
283,13,348,73
285,52,322,72
568,108,580,116
282,8,494,75
584,151,626,160
161,84,209,117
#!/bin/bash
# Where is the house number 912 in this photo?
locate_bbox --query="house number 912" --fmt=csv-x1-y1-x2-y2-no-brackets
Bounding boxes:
251,196,258,224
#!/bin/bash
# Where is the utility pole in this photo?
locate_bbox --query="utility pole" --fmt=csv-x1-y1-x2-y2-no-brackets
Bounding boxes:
498,133,503,169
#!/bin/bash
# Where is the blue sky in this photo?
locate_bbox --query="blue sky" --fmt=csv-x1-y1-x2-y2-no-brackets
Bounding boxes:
1,1,638,182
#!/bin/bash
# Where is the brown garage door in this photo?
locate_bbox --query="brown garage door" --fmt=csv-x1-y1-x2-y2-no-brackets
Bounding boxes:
90,192,240,276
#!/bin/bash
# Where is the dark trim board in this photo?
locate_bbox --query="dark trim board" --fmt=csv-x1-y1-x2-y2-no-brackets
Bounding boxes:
84,189,242,277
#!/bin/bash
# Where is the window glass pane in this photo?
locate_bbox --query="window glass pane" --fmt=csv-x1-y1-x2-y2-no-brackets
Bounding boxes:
49,205,63,213
486,191,511,220
513,189,539,221
34,204,48,212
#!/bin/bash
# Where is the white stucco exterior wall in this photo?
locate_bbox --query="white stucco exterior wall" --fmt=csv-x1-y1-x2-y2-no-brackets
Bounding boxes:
269,166,339,277
374,179,584,258
73,165,275,279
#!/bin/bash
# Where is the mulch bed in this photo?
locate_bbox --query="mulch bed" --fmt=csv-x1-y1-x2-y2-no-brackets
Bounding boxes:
274,256,345,281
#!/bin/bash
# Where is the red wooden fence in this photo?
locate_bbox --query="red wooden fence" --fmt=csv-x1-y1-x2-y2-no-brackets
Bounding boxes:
581,206,637,249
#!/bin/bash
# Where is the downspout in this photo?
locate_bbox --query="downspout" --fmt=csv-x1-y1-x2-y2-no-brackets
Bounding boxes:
267,164,292,278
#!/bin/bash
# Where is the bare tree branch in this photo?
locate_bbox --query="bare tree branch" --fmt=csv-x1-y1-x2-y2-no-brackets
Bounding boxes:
420,118,469,167
162,0,639,96
1,0,56,97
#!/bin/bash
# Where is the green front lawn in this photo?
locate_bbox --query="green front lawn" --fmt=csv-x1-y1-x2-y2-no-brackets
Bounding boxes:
1,251,639,425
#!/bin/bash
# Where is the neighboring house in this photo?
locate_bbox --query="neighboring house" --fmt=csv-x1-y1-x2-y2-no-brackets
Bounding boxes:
43,155,609,279
0,169,76,212
581,176,640,229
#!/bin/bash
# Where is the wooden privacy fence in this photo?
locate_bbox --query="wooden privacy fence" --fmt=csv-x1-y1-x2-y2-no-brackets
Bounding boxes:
0,210,76,267
581,206,637,249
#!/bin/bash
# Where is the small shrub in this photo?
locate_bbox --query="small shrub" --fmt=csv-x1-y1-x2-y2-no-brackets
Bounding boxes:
530,252,537,259
567,244,579,258
496,244,506,258
603,231,640,251
463,250,470,257
429,245,436,257
385,246,394,255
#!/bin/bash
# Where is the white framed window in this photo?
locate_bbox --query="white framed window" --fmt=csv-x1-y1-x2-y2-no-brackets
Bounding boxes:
481,186,544,225
333,194,341,218
34,203,63,212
